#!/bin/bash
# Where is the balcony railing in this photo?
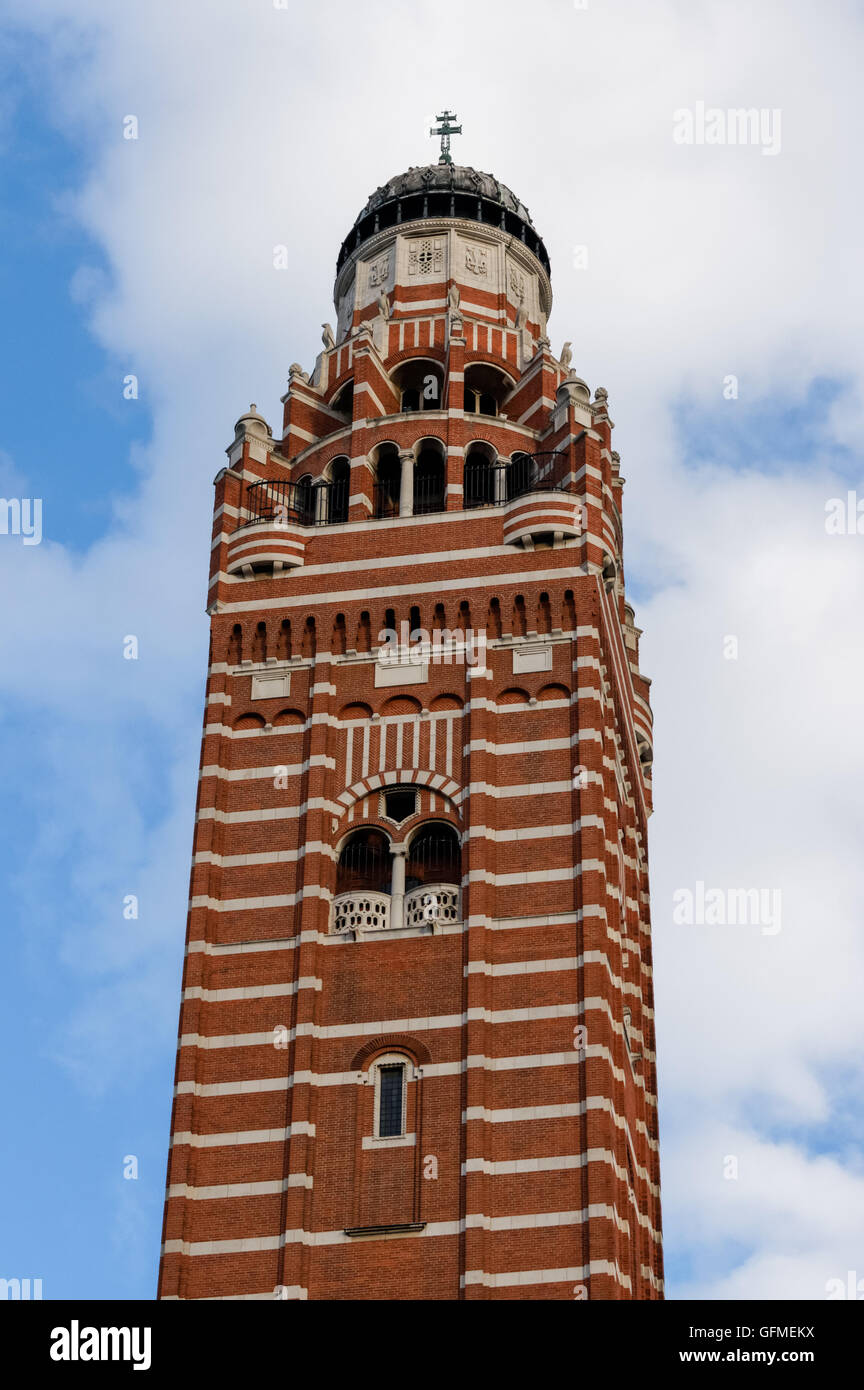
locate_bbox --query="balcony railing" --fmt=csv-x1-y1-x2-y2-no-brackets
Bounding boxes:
413,471,446,516
239,452,573,530
240,478,348,528
404,884,460,930
332,891,391,936
464,451,573,508
373,481,400,519
331,885,462,936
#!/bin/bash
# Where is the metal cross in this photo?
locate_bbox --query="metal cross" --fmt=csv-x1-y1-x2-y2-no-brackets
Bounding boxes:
430,110,462,165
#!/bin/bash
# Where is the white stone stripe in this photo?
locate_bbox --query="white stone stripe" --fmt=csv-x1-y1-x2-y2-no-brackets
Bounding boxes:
463,1146,660,1196
179,1001,634,1043
463,862,604,886
166,1176,311,1199
160,1206,655,1257
462,737,573,755
170,1123,313,1148
463,819,602,843
462,1260,630,1291
217,564,594,614
192,846,335,868
188,887,330,911
196,800,342,824
172,1049,655,1106
199,758,334,781
457,780,573,800
183,978,320,1002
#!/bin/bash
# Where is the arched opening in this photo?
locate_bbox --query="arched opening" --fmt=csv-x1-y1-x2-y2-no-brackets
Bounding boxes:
336,828,392,896
414,442,446,515
373,444,400,519
328,456,350,523
464,443,498,508
392,359,444,414
295,473,314,523
330,379,354,419
463,363,513,417
405,823,461,891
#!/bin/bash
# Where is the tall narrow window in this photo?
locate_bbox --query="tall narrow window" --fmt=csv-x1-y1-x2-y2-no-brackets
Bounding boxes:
377,1064,405,1137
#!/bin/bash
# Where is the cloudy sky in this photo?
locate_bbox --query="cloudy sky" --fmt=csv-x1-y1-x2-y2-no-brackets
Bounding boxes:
1,0,862,1300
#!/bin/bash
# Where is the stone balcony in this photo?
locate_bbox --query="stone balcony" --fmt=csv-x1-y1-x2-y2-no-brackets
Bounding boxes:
331,884,461,938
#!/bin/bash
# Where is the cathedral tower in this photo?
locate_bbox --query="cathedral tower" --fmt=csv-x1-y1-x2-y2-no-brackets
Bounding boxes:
159,124,662,1301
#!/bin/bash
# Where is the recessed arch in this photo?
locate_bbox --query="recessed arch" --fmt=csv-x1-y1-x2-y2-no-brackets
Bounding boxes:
537,683,570,702
497,686,530,705
272,707,305,727
339,701,373,721
380,694,423,717
233,712,266,730
429,693,462,712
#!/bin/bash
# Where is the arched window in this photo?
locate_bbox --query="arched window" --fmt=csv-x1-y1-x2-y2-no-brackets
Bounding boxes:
464,446,497,508
336,828,392,896
295,473,314,523
372,1053,410,1138
406,823,460,891
331,379,353,418
414,446,445,515
328,456,350,524
374,445,400,518
463,364,512,417
393,360,443,413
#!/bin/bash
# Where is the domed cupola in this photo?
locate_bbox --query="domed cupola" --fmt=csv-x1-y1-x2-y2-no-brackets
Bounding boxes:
331,115,552,346
337,163,549,276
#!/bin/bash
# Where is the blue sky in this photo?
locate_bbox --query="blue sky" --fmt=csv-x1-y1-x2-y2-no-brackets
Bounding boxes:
0,54,178,1296
1,0,863,1301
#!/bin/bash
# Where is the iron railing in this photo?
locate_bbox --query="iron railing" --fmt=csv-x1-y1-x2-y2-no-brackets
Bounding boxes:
240,452,573,529
413,470,446,515
335,835,392,896
373,480,400,519
464,451,573,508
241,478,348,528
406,832,461,889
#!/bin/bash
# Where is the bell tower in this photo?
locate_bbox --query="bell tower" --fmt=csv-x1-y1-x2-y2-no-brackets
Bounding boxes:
158,124,663,1301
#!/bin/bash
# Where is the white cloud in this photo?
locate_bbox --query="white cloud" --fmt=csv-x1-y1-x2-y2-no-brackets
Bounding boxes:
2,0,862,1297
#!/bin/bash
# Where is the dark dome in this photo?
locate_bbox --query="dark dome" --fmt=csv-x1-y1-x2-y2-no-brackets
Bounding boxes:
336,163,549,277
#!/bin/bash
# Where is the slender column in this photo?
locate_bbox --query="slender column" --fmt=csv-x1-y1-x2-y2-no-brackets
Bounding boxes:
399,449,414,517
390,844,407,930
494,454,509,503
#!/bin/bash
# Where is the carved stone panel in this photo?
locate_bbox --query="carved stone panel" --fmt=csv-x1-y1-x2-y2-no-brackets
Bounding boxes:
464,242,489,277
407,237,444,276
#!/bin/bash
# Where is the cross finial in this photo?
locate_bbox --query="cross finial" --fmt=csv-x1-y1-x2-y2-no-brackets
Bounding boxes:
430,109,462,166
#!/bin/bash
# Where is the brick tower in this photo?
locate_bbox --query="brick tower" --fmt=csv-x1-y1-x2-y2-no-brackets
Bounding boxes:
159,127,662,1301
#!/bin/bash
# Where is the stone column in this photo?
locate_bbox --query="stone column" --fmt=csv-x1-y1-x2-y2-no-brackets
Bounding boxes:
494,454,509,504
399,449,414,518
390,844,407,930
